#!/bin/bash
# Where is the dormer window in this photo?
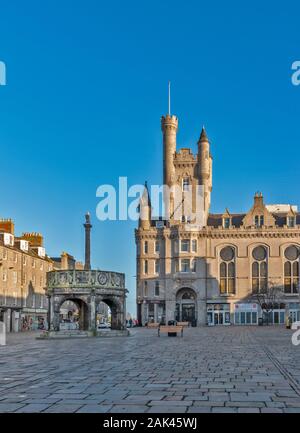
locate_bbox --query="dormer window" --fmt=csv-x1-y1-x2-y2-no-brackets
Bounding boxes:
287,216,296,228
182,177,190,192
254,215,264,227
223,217,231,229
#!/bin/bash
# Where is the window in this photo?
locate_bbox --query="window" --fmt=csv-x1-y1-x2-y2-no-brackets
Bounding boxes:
2,271,7,282
144,241,148,254
144,281,148,297
40,262,44,271
32,294,35,308
254,215,264,227
182,177,190,192
13,253,17,263
191,259,196,272
192,239,197,252
284,245,299,294
219,247,235,295
223,218,231,229
287,216,296,228
155,281,160,297
32,275,36,285
12,271,17,285
2,250,7,260
181,239,190,252
40,296,44,308
144,260,148,275
155,259,160,274
32,259,36,268
252,246,267,293
23,255,27,266
155,241,160,254
181,259,190,272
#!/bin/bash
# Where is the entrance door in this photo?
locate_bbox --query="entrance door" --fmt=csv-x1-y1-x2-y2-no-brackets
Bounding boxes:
212,311,230,325
289,310,300,323
182,304,195,323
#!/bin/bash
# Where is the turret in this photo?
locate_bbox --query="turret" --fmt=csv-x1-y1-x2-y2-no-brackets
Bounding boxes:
139,182,151,230
198,126,212,219
161,114,178,187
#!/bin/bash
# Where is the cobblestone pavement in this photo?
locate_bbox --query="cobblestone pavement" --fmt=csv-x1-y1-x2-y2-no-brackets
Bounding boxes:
1,326,300,413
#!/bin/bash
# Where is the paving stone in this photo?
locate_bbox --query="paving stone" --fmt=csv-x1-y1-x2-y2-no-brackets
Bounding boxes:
15,404,52,413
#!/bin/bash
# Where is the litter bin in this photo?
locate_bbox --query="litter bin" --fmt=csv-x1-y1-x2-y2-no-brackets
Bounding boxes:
167,320,177,337
258,317,263,326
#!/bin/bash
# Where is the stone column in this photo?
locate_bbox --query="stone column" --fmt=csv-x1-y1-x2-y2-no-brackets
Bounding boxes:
89,296,96,331
84,213,92,270
197,300,207,326
165,300,176,324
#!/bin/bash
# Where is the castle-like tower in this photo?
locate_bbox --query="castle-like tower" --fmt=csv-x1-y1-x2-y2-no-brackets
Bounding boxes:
161,113,212,224
136,108,300,328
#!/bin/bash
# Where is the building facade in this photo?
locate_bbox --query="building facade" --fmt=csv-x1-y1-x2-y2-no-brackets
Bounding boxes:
0,219,53,332
135,112,300,326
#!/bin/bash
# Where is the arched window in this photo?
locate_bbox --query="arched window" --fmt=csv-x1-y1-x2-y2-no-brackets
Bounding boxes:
284,245,299,294
219,247,235,294
252,246,267,293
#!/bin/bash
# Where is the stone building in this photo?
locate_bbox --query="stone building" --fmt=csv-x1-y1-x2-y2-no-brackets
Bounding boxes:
0,219,53,332
135,111,300,327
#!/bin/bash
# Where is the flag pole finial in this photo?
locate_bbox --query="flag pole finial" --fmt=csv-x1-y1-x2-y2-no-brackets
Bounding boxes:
168,81,171,115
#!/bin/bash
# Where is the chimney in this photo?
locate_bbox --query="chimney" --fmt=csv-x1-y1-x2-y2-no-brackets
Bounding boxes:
84,212,92,270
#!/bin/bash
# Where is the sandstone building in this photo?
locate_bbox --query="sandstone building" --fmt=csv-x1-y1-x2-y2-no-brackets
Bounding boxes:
135,112,300,326
0,219,53,332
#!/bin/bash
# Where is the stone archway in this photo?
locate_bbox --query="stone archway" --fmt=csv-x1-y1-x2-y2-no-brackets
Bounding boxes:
96,296,125,331
175,288,197,326
52,296,90,332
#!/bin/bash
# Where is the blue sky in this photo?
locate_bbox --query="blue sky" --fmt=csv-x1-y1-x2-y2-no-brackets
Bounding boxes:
0,1,300,315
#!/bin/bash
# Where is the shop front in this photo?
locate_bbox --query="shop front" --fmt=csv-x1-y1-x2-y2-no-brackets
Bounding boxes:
287,302,300,323
207,303,231,326
234,303,258,325
21,308,48,331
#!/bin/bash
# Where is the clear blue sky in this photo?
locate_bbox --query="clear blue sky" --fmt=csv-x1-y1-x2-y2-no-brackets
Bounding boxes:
0,1,300,315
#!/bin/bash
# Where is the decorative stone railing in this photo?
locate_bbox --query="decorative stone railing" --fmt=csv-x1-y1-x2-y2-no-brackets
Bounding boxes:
46,270,125,290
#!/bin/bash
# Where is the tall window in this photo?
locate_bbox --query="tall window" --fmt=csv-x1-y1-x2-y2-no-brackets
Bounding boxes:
181,259,190,273
155,281,160,297
252,246,267,293
192,239,197,252
284,245,299,294
155,241,160,254
223,218,231,229
287,216,296,228
155,259,160,274
191,259,196,272
182,177,190,192
144,260,148,275
219,247,235,294
144,241,148,254
181,239,190,252
144,281,148,297
254,215,264,227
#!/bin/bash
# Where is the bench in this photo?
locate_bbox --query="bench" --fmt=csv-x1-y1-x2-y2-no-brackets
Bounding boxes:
147,322,160,329
158,325,183,337
176,321,190,327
